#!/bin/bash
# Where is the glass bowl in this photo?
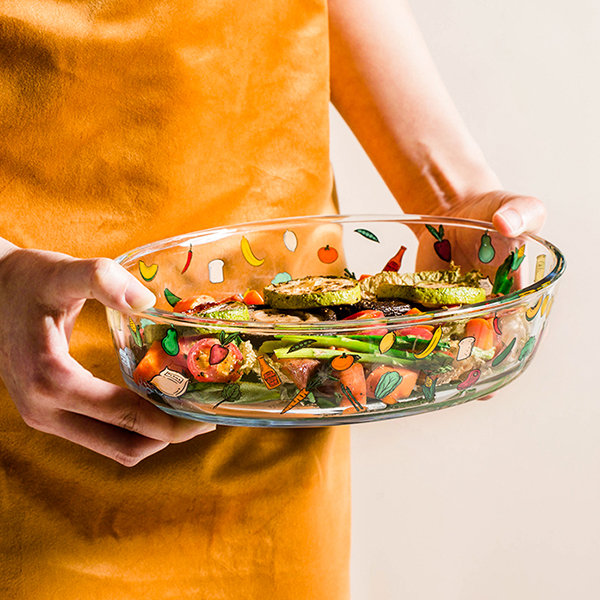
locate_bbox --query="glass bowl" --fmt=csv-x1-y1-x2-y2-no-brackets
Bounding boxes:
106,214,565,427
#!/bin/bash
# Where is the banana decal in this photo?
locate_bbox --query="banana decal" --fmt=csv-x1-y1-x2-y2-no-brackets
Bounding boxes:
241,236,265,267
414,327,442,359
526,295,544,321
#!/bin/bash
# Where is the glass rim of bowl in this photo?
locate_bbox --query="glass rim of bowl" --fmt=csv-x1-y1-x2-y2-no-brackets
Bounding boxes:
113,213,566,335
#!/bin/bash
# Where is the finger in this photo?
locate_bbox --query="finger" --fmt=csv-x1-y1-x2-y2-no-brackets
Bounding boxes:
25,352,216,444
58,356,216,443
51,257,156,312
52,410,172,466
492,195,546,237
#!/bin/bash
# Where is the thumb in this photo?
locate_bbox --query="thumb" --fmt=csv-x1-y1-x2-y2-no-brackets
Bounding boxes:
488,192,546,238
54,257,156,312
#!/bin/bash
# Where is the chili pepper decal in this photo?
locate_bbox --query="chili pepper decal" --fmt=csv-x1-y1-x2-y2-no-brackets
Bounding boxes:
181,244,193,274
456,369,481,391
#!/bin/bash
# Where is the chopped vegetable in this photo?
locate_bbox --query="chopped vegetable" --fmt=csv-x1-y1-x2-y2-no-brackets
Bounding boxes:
366,366,418,404
465,318,495,350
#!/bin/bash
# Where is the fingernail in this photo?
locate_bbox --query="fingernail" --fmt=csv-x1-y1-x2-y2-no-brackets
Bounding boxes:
496,208,524,235
125,282,156,311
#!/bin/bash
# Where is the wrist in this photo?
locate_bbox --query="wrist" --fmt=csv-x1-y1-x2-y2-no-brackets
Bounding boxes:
393,143,502,215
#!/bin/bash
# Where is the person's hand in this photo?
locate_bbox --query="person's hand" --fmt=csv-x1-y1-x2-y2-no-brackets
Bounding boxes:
0,248,216,466
415,190,547,274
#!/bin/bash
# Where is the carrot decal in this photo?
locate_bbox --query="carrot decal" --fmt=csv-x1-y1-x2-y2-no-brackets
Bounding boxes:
181,244,193,274
281,387,312,414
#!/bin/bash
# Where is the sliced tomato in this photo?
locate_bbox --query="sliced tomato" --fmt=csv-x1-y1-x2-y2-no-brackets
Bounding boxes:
342,309,387,336
173,295,216,313
395,326,433,340
187,338,243,383
242,289,265,305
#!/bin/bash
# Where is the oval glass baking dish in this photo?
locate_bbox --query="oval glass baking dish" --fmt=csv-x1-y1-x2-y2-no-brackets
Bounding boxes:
106,214,565,427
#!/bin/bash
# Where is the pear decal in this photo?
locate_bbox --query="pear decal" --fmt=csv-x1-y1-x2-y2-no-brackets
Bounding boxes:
478,231,495,263
161,327,179,356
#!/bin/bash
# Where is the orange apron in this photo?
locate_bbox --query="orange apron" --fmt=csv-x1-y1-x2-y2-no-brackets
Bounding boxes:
0,2,350,598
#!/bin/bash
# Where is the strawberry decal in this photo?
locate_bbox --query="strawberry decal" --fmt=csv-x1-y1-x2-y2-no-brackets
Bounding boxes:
426,224,451,262
209,331,242,365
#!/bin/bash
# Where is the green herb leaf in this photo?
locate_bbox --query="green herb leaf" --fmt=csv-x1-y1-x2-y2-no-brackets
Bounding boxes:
374,371,403,400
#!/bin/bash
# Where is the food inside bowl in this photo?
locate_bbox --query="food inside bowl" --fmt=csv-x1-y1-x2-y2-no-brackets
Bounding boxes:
127,261,536,416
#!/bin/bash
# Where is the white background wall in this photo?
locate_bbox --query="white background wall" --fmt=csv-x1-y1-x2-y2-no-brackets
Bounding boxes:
330,1,600,598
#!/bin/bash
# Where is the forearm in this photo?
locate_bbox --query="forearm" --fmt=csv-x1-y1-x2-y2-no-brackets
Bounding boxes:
329,0,501,214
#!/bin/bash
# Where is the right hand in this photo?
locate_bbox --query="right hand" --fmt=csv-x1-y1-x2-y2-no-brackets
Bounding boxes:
0,248,216,466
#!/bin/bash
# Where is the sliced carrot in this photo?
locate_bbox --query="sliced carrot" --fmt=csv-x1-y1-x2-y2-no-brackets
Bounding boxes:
465,318,494,350
133,341,183,385
365,366,418,405
333,362,366,408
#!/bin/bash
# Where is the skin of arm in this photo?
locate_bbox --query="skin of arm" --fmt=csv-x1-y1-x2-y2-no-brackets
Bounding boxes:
328,0,545,236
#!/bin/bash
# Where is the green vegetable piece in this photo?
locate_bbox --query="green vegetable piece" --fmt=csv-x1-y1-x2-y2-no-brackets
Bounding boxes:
164,288,182,307
492,253,515,295
354,228,380,243
478,231,495,264
264,276,362,309
374,371,403,400
161,327,179,356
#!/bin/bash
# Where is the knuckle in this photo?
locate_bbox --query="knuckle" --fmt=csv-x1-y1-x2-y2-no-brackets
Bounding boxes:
88,257,115,290
19,405,49,432
116,409,139,432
